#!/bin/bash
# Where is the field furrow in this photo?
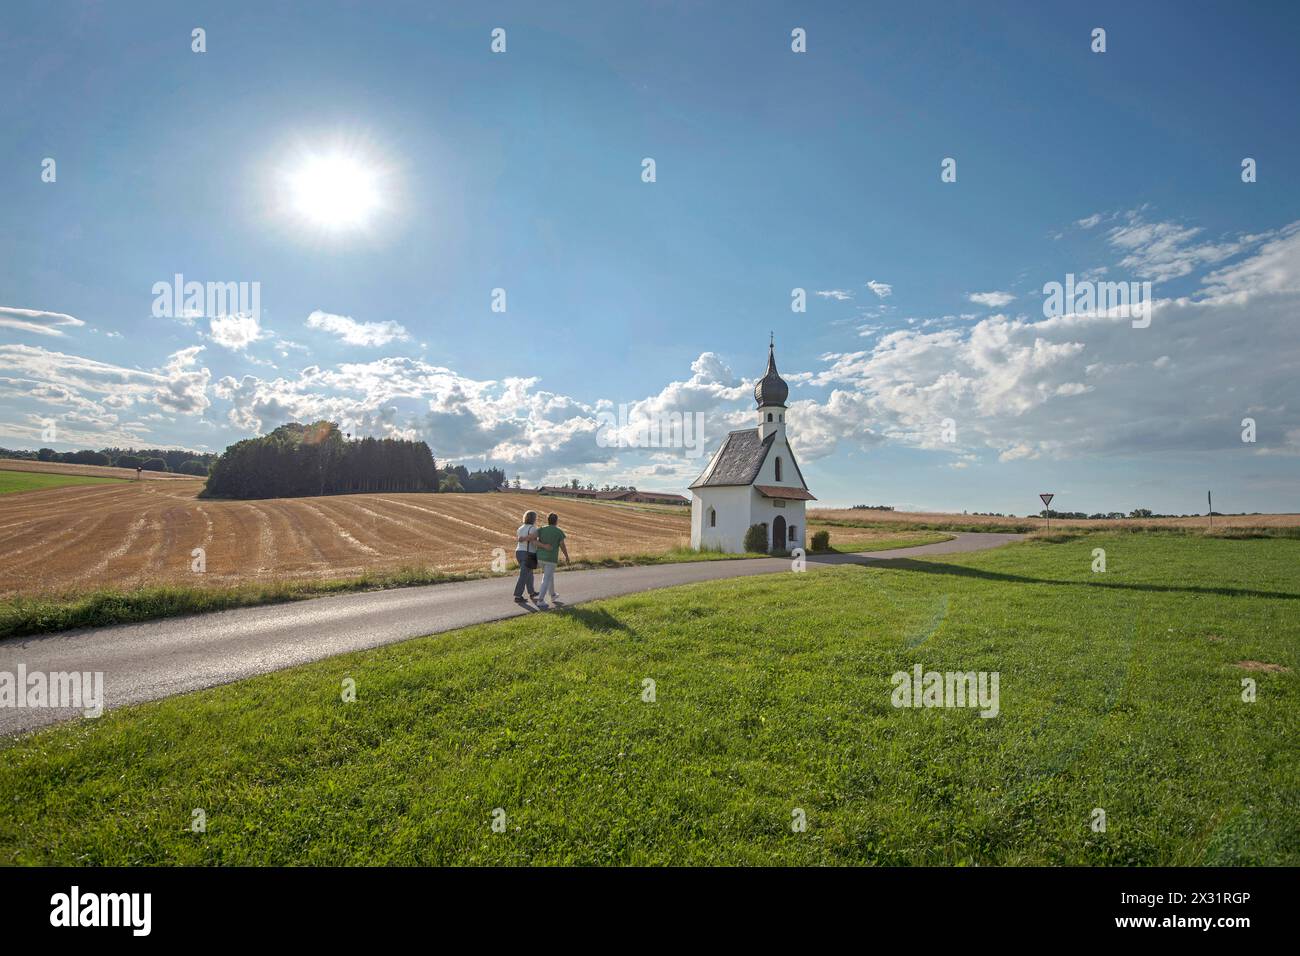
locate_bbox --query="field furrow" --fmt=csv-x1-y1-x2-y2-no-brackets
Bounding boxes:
14,510,116,567
70,512,150,584
293,501,382,558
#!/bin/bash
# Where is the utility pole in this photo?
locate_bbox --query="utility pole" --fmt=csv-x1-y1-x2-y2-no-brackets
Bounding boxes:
1208,490,1213,531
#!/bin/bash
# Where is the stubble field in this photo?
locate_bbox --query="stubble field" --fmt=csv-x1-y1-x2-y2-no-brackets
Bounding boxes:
0,482,701,597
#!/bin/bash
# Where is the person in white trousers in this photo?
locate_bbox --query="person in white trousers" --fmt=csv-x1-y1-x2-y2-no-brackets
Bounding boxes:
534,512,570,609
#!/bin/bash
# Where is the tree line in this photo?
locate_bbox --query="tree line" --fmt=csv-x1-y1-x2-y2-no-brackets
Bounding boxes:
0,445,214,474
202,422,438,499
1040,508,1240,519
561,478,638,492
438,464,505,493
6,429,528,499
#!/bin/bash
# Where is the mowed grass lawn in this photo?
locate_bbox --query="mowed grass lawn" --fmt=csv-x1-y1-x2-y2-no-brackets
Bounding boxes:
0,469,122,494
1,533,1295,865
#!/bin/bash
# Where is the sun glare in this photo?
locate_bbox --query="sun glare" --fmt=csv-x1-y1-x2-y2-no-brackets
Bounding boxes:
286,151,382,232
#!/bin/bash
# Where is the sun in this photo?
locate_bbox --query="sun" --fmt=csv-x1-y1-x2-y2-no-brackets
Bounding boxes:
288,152,380,230
269,134,399,240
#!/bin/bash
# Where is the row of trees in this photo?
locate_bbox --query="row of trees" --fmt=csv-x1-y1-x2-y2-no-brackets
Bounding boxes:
1040,510,1131,519
6,431,526,497
97,446,216,472
1039,508,1234,519
1,445,214,474
437,465,506,493
555,478,638,492
203,422,438,499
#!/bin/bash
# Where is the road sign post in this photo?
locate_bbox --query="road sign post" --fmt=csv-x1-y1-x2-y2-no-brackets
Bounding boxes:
1039,493,1055,531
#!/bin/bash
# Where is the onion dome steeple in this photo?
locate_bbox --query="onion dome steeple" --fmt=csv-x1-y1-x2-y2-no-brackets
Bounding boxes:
754,334,789,408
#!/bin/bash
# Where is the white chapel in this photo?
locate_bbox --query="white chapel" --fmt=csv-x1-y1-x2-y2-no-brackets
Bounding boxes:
689,339,816,553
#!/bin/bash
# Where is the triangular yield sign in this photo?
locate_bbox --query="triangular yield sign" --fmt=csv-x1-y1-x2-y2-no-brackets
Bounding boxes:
1039,493,1054,507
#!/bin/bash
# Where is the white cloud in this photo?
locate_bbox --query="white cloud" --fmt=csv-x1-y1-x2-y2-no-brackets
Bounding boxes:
213,357,599,471
801,222,1300,462
1198,222,1300,298
0,343,211,430
1076,213,1104,229
157,346,213,414
0,307,85,337
1105,210,1261,284
967,291,1015,308
866,280,893,299
787,389,882,459
209,313,263,350
815,289,853,301
306,310,410,347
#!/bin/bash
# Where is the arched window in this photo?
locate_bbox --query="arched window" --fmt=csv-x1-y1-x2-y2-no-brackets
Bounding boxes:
774,456,783,482
708,507,716,528
779,413,783,422
767,412,773,422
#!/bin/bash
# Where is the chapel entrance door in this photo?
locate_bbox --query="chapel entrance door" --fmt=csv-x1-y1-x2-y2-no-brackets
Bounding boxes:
771,515,786,553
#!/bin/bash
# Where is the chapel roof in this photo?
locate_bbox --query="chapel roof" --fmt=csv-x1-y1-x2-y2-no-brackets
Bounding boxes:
689,429,774,488
688,428,810,491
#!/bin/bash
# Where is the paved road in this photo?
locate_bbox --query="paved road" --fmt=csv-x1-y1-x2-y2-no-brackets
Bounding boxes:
0,532,1021,735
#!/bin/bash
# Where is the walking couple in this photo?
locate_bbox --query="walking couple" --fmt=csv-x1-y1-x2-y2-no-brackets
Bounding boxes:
514,510,570,609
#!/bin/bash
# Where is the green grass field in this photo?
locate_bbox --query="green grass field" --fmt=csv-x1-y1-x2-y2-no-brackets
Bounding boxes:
1,533,1295,865
0,469,122,494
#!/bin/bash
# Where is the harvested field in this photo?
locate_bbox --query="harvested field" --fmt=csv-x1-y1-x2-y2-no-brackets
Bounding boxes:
0,458,194,481
0,484,693,596
0,483,942,599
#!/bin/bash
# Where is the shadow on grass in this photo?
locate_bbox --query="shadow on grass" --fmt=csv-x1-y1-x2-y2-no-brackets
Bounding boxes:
825,556,1300,602
558,605,633,633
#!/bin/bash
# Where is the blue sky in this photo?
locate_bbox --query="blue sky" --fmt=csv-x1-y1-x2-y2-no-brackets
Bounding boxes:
3,0,1299,513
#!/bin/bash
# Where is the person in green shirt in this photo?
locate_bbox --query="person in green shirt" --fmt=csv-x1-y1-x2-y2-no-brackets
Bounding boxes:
534,512,570,608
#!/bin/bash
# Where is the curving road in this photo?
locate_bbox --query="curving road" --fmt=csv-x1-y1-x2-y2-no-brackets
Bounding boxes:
0,532,1021,735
